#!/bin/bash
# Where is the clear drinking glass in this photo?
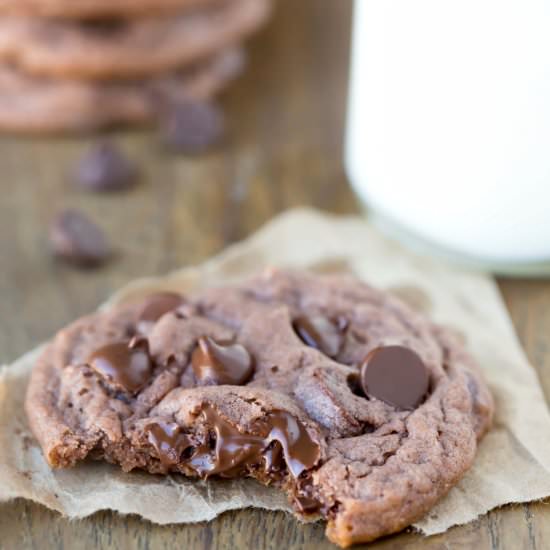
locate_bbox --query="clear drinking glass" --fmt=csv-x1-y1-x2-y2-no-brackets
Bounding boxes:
345,0,550,274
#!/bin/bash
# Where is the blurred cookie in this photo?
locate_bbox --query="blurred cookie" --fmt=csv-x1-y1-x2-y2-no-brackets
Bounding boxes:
0,48,244,133
0,0,218,20
0,0,271,79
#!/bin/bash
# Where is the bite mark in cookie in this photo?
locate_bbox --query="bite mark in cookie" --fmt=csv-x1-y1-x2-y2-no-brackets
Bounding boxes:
25,270,493,546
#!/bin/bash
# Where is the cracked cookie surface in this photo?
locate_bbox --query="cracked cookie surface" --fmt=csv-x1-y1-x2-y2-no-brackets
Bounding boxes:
25,269,493,546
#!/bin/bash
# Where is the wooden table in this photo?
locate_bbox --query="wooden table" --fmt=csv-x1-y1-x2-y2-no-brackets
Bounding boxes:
1,1,549,548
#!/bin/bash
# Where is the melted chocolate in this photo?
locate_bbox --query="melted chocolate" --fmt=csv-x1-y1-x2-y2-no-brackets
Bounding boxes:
87,338,153,394
183,405,320,480
266,410,320,478
138,292,185,324
360,345,429,410
189,405,266,477
191,337,254,386
146,421,193,466
293,315,346,357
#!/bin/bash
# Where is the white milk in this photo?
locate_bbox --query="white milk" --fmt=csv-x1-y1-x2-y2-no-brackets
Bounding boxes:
345,0,550,266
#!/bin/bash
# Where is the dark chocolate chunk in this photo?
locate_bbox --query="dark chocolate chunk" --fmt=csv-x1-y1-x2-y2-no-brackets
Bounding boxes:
160,100,224,154
87,338,153,394
186,405,320,479
191,337,254,386
293,315,345,357
146,421,193,467
138,292,185,324
49,208,110,267
294,494,322,514
360,345,429,410
73,142,138,192
293,476,322,514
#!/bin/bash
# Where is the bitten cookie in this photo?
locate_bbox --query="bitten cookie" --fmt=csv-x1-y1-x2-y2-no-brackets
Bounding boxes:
0,48,244,133
0,0,271,79
25,270,493,546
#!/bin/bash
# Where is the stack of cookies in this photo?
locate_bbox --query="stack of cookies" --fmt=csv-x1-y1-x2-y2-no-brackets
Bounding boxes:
0,0,272,133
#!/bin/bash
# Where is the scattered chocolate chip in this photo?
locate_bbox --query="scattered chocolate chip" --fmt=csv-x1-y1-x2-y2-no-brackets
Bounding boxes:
360,345,429,410
138,292,185,324
73,141,138,192
87,339,153,394
191,337,254,386
49,208,110,267
159,100,225,154
293,315,345,357
146,421,193,467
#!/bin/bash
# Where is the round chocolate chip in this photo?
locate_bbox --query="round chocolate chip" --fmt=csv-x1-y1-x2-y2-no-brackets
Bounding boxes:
360,345,429,410
191,336,254,386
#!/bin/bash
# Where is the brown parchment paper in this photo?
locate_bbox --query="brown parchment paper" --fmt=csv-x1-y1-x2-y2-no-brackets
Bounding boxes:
2,208,550,536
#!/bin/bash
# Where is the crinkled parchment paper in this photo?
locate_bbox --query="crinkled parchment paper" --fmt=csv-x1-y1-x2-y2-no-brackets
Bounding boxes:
2,208,550,536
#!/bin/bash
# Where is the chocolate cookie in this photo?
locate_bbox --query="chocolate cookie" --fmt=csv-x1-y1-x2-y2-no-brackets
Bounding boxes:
25,270,493,546
0,0,271,79
0,0,218,19
0,48,243,133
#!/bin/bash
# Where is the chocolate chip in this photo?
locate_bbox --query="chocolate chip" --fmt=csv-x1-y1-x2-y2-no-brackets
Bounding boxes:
191,336,254,386
360,345,429,410
293,315,345,357
87,338,153,394
267,410,320,478
138,292,185,324
146,421,193,467
159,100,224,154
49,209,110,267
293,494,322,514
73,142,138,192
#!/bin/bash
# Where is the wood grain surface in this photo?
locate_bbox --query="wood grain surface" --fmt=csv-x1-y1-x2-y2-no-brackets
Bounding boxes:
1,1,549,548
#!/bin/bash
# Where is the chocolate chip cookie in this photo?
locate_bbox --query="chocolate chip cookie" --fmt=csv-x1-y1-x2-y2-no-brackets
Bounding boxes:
25,270,493,546
0,48,243,133
0,0,271,79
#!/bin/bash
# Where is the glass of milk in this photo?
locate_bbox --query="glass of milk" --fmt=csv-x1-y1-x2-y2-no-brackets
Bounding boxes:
345,0,550,274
